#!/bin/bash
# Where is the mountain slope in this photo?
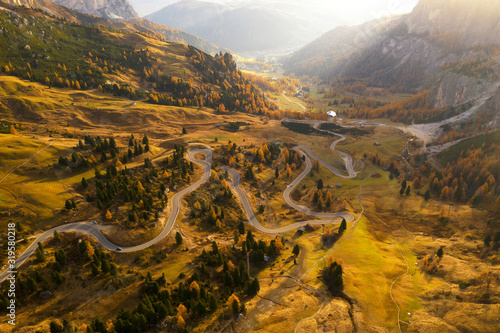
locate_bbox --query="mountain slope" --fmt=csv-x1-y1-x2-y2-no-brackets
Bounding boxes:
146,0,229,31
285,0,500,93
0,3,280,123
285,0,500,132
50,0,138,19
0,0,80,20
124,18,229,55
0,0,226,55
283,17,401,79
406,0,500,47
146,0,322,53
1,0,38,6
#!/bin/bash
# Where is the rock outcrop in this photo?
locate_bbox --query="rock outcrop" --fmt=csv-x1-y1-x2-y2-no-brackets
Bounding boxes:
285,0,500,120
51,0,138,20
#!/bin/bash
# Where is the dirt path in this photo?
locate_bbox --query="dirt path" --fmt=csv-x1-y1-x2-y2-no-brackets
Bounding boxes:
281,91,307,111
0,140,53,184
299,166,375,281
389,244,410,333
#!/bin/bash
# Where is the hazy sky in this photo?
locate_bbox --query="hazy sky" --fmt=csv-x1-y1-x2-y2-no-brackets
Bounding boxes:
131,0,421,22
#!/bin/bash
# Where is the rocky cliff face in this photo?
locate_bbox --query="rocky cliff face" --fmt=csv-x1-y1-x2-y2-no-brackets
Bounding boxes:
285,0,500,129
50,0,138,20
0,0,80,20
406,0,500,47
287,0,500,103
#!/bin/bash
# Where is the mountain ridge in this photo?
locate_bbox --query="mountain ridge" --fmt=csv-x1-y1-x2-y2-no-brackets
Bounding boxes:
285,0,500,93
284,0,500,130
50,0,138,20
0,0,227,55
146,0,316,53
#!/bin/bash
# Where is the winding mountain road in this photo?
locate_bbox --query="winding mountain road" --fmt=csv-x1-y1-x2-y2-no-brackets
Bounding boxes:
0,130,358,282
0,149,212,282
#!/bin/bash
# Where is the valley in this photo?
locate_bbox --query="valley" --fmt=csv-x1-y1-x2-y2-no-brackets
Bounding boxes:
0,0,499,333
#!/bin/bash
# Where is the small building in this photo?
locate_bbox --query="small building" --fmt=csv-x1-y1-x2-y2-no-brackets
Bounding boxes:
374,142,382,146
336,183,342,188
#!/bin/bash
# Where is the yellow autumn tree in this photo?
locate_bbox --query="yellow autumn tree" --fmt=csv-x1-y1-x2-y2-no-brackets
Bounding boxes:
261,140,269,155
85,241,95,259
227,294,240,308
176,313,185,329
221,178,229,190
177,304,187,318
325,191,333,207
9,125,18,136
227,260,235,272
273,236,284,254
257,149,265,162
89,154,98,164
105,210,112,220
137,180,145,192
440,186,450,201
281,147,289,164
190,281,200,292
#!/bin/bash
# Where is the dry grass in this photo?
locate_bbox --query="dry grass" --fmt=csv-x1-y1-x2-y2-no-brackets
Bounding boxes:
338,125,408,162
2,73,499,333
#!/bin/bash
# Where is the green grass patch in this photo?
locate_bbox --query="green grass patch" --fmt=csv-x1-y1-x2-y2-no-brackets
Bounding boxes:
338,126,407,162
331,217,404,330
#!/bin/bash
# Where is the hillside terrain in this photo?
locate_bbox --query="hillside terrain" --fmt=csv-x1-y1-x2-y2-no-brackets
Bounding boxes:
0,0,225,55
50,0,138,20
285,0,500,136
0,0,498,332
286,0,500,84
146,0,314,53
143,0,418,54
144,0,418,54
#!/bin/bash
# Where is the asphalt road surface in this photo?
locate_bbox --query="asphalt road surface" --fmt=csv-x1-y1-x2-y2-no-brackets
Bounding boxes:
0,135,359,281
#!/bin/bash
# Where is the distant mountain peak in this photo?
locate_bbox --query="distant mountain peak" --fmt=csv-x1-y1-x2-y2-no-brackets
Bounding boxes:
50,0,138,20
